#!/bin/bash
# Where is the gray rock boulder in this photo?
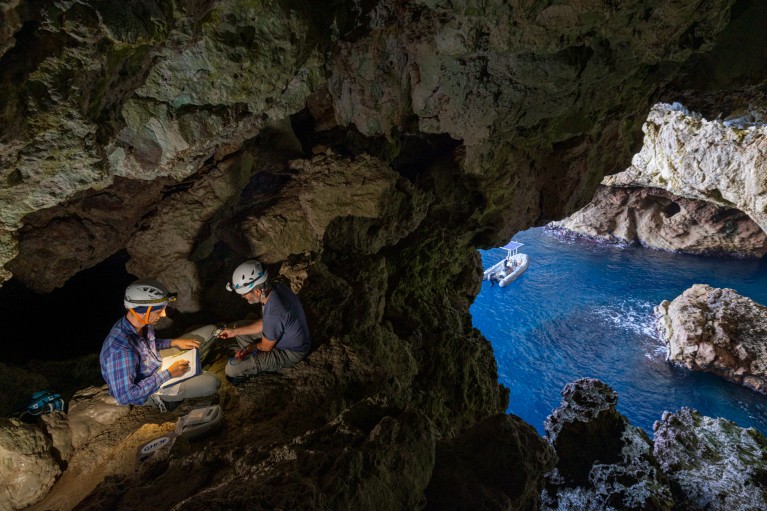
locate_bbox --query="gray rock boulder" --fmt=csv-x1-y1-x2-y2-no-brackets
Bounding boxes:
542,378,673,511
655,284,767,393
653,408,767,510
0,418,61,510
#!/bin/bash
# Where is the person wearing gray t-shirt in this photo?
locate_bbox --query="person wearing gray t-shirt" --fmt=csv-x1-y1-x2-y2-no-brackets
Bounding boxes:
218,260,311,382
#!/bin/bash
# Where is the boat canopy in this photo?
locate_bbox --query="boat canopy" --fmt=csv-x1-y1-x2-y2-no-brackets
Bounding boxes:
501,241,524,252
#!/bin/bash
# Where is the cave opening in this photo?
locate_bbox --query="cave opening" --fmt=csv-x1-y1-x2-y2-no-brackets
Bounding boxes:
0,251,136,365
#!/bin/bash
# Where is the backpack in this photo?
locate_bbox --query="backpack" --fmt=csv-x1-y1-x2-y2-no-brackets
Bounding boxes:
21,390,66,417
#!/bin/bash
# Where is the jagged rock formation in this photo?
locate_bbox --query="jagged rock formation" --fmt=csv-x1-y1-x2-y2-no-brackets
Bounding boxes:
542,379,767,511
605,102,767,233
541,378,673,510
655,284,767,394
549,184,767,257
654,408,767,510
1,0,766,509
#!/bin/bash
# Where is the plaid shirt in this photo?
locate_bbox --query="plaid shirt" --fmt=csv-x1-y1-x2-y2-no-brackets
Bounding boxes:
99,316,172,405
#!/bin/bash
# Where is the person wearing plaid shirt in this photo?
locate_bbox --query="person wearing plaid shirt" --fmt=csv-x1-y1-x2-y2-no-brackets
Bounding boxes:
100,279,220,408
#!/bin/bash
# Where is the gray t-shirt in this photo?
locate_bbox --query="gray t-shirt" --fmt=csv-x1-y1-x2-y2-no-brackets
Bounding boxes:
262,283,311,352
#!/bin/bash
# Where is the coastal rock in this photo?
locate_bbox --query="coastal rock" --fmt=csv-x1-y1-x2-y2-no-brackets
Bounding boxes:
542,378,673,511
655,284,767,393
0,418,61,510
605,103,767,233
549,185,767,258
424,414,556,510
653,408,767,510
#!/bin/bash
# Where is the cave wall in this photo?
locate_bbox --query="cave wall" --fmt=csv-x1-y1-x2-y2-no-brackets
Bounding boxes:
2,0,765,509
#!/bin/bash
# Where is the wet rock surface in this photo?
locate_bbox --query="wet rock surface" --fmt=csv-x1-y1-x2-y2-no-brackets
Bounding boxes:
656,284,767,394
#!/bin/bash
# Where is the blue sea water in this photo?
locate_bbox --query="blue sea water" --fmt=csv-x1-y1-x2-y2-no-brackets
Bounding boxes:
470,227,767,436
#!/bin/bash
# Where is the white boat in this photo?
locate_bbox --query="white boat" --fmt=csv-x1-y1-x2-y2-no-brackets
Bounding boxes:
483,241,529,287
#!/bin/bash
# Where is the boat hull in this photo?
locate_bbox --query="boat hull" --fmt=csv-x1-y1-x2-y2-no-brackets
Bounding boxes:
483,253,528,287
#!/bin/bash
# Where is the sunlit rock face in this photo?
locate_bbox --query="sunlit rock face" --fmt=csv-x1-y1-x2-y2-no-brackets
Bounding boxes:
654,408,767,510
0,0,762,508
656,284,767,394
606,102,767,233
549,184,767,257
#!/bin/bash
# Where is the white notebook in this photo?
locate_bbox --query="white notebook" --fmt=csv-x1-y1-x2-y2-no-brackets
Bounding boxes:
160,348,200,388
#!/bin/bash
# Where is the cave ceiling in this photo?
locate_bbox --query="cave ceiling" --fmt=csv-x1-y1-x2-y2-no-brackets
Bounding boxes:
1,0,763,298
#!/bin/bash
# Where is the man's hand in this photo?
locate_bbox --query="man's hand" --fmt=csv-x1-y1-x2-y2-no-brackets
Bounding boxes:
171,338,200,350
218,328,236,339
167,360,190,378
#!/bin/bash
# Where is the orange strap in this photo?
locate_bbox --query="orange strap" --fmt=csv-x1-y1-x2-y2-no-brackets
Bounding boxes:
128,306,153,325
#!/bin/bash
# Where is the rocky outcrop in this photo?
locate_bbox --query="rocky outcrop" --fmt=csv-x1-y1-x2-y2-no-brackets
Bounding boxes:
425,414,556,510
605,102,767,233
654,408,767,510
541,378,673,510
549,185,767,258
656,284,767,394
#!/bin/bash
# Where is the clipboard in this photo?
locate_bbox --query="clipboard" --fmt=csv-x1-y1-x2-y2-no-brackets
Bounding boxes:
160,348,200,388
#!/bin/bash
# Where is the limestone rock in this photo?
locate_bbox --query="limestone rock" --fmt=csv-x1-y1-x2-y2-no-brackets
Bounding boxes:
653,408,767,510
0,417,61,510
549,185,767,258
40,411,73,463
0,0,329,282
237,153,429,261
606,103,767,233
67,386,130,450
424,413,556,510
542,378,673,511
125,151,428,313
8,177,173,293
124,158,246,313
655,284,767,394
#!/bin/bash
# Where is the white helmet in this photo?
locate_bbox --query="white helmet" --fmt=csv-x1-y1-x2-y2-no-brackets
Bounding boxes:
124,279,177,309
226,260,268,295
